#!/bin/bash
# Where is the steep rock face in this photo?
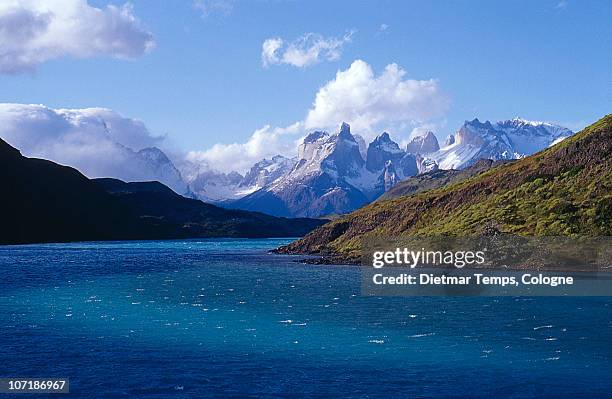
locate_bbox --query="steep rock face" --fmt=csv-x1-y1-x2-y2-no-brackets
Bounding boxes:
277,114,611,261
366,132,404,172
381,161,398,191
406,131,440,155
416,155,439,174
444,134,455,146
354,134,368,160
233,123,369,217
397,153,419,177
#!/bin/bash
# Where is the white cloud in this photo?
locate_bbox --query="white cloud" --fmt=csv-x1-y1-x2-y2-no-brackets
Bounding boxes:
262,31,353,68
193,0,234,18
304,60,449,135
379,23,390,33
0,0,155,74
0,104,190,194
186,122,302,173
191,60,448,172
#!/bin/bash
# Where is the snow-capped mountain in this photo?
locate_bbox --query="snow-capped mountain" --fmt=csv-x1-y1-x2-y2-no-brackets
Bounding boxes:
428,118,573,170
136,147,192,196
366,132,404,172
187,118,573,217
232,123,372,217
184,154,296,202
406,131,440,155
187,169,244,202
239,155,297,190
228,123,421,217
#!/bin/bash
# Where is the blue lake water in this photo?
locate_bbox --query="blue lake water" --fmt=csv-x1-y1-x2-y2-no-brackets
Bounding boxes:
0,239,611,398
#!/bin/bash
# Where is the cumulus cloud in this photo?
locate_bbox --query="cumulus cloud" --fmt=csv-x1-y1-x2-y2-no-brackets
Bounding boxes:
0,0,155,74
186,122,302,173
262,31,353,68
190,60,448,172
304,59,449,134
0,104,190,194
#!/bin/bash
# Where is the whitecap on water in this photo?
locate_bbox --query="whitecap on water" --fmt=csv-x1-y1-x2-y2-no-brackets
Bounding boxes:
409,333,435,338
533,325,554,330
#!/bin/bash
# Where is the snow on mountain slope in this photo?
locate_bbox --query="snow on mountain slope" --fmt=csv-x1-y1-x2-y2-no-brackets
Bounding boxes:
187,168,244,202
136,147,192,196
430,118,573,170
240,155,297,190
497,117,572,154
406,131,440,155
185,154,297,202
232,123,374,217
191,117,573,217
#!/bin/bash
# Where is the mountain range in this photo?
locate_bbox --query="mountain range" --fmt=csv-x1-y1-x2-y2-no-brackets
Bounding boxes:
208,118,572,217
0,107,574,220
135,117,572,218
276,114,612,263
0,138,325,245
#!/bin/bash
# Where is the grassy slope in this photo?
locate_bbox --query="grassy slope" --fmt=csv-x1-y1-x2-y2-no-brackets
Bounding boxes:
279,114,612,261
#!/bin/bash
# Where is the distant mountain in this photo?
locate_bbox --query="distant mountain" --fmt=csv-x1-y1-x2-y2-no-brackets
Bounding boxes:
406,131,440,155
186,118,573,218
239,155,297,190
277,115,611,262
136,147,192,196
0,104,192,197
187,168,245,202
232,123,373,217
184,155,297,202
429,118,573,170
0,138,326,244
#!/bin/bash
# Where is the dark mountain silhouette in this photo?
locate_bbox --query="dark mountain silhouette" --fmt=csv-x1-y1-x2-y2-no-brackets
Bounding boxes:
0,138,325,245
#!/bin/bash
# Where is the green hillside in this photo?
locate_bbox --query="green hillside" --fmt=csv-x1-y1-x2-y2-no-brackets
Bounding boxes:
278,114,612,261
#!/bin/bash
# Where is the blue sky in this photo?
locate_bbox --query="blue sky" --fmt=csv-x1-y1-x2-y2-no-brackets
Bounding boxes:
1,0,610,163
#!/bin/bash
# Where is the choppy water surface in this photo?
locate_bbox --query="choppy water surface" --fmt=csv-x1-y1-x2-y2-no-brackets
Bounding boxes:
0,239,610,398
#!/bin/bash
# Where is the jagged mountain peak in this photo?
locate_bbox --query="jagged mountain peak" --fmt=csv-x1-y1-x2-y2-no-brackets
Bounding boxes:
303,130,329,143
197,116,575,218
138,146,170,163
366,131,404,172
444,134,455,146
406,131,440,155
339,122,351,137
376,131,391,141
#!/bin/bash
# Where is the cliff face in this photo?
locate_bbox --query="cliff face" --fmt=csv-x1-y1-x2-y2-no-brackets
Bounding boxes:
277,115,612,262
